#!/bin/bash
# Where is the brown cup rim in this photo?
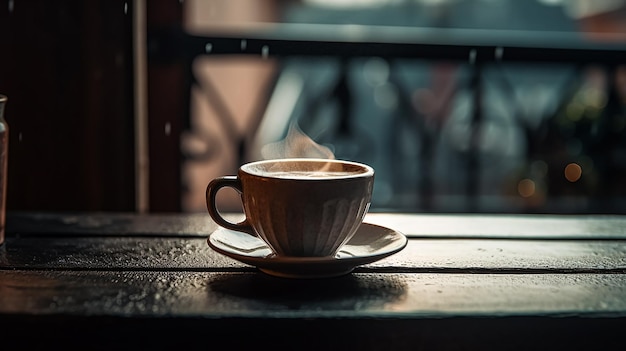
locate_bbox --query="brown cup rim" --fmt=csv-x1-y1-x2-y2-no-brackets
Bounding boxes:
240,158,374,180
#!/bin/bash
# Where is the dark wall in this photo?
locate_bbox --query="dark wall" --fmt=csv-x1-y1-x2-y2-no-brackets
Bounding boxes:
0,0,135,212
146,0,184,212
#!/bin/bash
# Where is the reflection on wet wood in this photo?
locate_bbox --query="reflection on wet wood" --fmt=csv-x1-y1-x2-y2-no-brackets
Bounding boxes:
8,212,626,239
365,213,626,239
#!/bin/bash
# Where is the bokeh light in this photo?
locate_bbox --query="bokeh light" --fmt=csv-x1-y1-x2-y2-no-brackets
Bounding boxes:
564,163,582,182
518,178,536,198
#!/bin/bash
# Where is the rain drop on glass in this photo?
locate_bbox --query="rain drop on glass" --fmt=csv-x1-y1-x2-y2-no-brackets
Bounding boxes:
495,47,504,61
469,49,477,65
262,45,269,59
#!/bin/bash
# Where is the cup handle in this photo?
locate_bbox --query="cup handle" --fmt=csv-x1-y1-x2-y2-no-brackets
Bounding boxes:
206,176,256,236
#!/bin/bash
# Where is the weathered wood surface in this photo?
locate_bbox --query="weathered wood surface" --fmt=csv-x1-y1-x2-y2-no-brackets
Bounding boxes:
8,212,626,239
2,270,625,350
2,212,626,350
2,237,626,272
2,270,626,317
366,213,626,239
6,212,222,236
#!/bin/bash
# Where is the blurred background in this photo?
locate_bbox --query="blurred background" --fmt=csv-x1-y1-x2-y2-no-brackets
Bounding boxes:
1,0,625,214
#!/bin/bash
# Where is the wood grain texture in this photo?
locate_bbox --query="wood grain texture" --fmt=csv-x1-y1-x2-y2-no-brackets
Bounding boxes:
2,237,625,271
365,213,626,239
6,212,223,236
3,213,626,351
1,270,625,317
8,212,626,239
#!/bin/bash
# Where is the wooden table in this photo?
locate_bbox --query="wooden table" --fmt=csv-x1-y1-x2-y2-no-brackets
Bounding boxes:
1,212,625,350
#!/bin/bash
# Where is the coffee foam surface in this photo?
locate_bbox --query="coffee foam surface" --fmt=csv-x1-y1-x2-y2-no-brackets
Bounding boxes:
261,170,361,179
244,159,371,179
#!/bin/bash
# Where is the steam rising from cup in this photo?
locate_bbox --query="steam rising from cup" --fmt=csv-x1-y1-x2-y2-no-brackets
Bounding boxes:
261,123,335,160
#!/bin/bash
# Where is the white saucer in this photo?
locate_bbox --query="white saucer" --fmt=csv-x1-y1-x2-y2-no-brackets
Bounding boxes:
207,222,408,279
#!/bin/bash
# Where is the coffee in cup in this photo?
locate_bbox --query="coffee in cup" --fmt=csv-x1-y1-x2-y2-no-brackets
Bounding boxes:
206,158,374,257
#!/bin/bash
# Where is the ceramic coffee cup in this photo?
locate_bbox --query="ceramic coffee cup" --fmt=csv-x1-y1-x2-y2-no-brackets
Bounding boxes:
206,158,374,257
